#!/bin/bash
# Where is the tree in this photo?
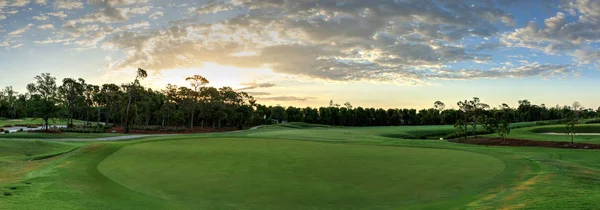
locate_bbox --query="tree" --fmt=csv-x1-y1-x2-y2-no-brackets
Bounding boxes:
454,119,467,142
27,73,59,130
2,86,18,119
58,78,85,126
434,101,445,112
497,119,511,143
124,68,148,133
566,111,578,145
185,75,210,129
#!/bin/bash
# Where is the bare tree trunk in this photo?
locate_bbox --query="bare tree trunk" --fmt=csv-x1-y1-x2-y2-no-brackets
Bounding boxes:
124,95,132,133
201,119,204,131
97,107,101,126
190,109,195,129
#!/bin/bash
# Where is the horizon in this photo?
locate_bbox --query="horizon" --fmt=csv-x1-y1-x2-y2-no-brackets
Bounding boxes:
1,0,600,109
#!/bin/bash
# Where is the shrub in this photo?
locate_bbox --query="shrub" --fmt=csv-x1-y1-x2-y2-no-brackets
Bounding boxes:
445,130,494,139
3,130,8,134
536,119,568,126
3,192,11,196
3,124,13,128
131,125,186,132
585,119,600,124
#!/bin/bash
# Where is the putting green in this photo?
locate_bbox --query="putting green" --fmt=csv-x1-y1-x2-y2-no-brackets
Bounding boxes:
98,138,505,209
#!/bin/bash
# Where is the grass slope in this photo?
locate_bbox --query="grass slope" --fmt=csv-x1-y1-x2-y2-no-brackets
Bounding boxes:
486,124,600,144
1,124,600,209
98,138,504,209
0,132,125,139
0,118,85,127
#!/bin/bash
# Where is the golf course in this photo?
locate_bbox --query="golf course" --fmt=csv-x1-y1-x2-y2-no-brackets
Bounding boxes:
2,122,600,209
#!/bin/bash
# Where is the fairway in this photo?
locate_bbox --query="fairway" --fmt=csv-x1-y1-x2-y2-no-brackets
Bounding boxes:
98,138,504,209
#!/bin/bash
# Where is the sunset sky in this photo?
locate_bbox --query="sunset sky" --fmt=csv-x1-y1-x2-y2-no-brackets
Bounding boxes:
1,0,600,109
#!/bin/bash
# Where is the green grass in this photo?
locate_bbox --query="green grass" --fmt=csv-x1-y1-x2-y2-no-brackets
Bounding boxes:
2,123,600,209
0,118,85,127
485,124,600,144
98,138,504,209
0,140,82,186
0,132,125,139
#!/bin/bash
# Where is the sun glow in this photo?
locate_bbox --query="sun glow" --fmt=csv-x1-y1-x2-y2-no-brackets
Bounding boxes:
143,62,283,90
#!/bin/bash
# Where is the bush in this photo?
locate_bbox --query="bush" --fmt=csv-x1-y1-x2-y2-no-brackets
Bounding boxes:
536,119,568,126
131,125,186,132
60,127,105,133
3,130,8,134
585,119,600,124
445,130,494,139
60,124,111,133
3,124,13,128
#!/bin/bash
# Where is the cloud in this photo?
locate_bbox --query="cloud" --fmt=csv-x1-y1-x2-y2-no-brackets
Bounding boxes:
82,0,150,23
427,63,576,80
256,96,316,102
244,91,271,96
103,0,539,84
149,10,163,19
37,24,54,30
8,24,34,36
11,43,24,48
237,82,276,91
11,0,30,7
48,11,68,18
4,0,582,85
191,2,235,15
35,0,46,5
32,15,48,20
54,0,83,9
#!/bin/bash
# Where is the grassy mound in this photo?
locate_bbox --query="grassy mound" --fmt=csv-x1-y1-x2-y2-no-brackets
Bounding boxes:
275,122,331,129
530,124,600,134
98,138,504,209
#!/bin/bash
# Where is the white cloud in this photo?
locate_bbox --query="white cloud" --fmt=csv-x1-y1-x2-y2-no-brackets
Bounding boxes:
8,24,34,36
37,24,54,30
149,10,163,19
11,0,30,7
32,15,48,20
48,11,68,18
54,0,83,10
11,43,24,48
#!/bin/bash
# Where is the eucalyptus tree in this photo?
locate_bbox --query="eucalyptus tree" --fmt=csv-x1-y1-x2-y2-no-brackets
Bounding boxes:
497,119,511,143
124,68,148,133
2,86,18,118
99,84,121,126
185,75,210,129
58,78,85,126
27,73,59,130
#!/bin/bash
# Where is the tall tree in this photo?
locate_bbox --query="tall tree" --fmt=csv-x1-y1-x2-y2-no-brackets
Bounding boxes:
58,78,85,126
185,75,210,129
124,68,148,133
27,73,59,130
3,86,18,118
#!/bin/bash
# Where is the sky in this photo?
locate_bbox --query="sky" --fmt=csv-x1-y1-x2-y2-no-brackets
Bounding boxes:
0,0,600,110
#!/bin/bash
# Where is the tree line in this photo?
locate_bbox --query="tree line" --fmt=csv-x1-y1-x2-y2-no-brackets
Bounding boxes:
0,71,595,133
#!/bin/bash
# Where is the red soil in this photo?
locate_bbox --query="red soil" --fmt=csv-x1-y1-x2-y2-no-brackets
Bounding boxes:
450,137,600,149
